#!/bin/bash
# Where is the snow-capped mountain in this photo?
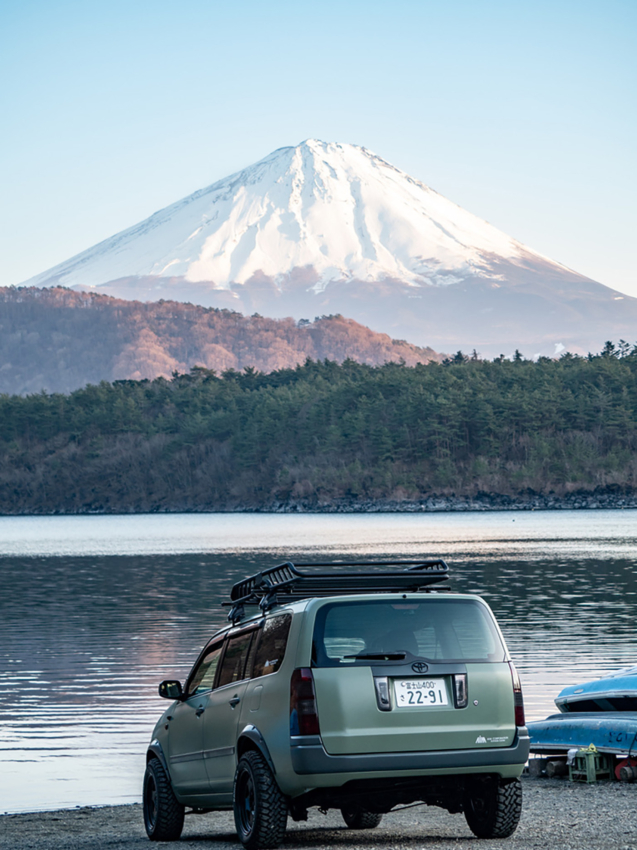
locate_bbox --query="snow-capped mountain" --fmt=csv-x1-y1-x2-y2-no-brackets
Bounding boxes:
22,140,637,356
24,139,559,291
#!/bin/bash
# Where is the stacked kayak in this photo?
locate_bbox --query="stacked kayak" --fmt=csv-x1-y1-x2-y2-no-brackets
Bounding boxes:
555,666,637,713
528,712,637,755
528,666,637,756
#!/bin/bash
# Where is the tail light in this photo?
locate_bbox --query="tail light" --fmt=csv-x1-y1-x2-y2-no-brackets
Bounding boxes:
509,662,525,727
290,668,320,735
453,673,468,708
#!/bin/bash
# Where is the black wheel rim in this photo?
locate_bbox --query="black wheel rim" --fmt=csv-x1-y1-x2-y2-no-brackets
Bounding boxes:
144,772,158,831
467,783,493,825
469,795,486,820
237,768,256,836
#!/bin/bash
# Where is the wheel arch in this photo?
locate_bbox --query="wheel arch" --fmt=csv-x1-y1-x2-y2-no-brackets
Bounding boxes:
147,740,171,778
237,725,277,776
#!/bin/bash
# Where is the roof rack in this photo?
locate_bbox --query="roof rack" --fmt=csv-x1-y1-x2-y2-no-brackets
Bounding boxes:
225,559,449,622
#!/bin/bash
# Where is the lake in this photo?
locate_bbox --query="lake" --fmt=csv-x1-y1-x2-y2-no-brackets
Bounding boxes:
1,510,636,813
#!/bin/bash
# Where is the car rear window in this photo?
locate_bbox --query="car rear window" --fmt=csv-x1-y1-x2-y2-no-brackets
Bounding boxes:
312,599,505,666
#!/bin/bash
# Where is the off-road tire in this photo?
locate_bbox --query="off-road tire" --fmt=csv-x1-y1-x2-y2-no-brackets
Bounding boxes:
143,758,185,841
234,750,287,850
341,806,383,829
464,777,522,839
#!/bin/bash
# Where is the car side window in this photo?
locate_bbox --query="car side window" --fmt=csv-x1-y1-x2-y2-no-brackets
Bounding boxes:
252,615,292,679
216,631,255,688
188,641,224,696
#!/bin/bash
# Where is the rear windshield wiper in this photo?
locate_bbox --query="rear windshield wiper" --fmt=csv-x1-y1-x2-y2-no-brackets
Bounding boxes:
343,652,407,661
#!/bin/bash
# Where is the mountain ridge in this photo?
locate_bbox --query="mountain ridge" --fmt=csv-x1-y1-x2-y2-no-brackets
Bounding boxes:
0,286,442,395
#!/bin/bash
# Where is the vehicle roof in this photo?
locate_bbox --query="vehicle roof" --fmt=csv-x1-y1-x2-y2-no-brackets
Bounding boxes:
300,591,484,607
217,590,483,632
205,591,490,652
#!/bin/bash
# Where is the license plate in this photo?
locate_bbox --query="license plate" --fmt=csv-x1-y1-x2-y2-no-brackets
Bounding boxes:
394,678,448,708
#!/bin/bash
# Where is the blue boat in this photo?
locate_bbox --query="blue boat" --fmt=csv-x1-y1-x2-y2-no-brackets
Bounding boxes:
555,665,637,713
528,712,637,755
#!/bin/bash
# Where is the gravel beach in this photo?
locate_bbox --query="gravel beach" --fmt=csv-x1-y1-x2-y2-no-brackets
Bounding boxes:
1,778,635,850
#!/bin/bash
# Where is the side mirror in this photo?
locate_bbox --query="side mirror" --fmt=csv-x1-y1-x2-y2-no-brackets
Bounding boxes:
159,680,184,700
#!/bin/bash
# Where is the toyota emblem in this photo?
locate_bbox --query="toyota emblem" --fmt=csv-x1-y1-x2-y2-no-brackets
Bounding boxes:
411,661,428,673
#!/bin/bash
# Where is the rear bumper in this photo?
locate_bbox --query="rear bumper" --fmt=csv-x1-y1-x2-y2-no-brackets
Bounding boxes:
290,729,530,775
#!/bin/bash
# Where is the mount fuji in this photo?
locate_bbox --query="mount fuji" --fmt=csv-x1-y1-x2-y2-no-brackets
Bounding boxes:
22,140,637,357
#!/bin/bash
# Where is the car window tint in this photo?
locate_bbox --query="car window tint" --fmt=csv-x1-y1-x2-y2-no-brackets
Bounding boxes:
252,615,292,679
312,600,505,666
414,624,444,659
447,605,501,659
188,642,224,695
244,625,261,679
217,632,255,688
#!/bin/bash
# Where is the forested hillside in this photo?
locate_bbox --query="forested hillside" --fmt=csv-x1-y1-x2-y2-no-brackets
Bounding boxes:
0,286,440,394
1,344,636,513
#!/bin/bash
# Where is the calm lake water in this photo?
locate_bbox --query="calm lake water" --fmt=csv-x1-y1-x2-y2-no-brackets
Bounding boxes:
1,510,636,813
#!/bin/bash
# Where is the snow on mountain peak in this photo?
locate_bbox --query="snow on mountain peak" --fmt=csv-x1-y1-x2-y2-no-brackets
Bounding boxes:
24,140,539,293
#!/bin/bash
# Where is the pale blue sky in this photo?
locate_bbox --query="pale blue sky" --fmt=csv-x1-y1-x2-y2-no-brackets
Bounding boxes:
1,0,635,295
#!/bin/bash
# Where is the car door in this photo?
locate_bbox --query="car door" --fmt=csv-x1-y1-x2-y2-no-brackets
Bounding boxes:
167,640,223,797
202,627,259,795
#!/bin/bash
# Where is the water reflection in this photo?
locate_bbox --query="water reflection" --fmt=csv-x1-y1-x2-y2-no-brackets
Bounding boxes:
0,511,636,813
1,510,636,558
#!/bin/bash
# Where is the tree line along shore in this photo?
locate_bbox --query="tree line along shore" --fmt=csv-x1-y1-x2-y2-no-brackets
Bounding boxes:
0,344,636,515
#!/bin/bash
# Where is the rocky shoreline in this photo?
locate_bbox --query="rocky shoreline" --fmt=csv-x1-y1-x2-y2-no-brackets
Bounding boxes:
262,490,637,513
2,489,637,516
1,778,636,850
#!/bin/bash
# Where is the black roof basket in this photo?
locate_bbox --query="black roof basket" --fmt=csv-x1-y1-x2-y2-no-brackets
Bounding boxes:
225,559,449,622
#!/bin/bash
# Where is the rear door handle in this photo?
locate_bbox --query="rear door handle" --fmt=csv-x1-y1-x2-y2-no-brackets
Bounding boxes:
195,707,205,717
229,697,240,707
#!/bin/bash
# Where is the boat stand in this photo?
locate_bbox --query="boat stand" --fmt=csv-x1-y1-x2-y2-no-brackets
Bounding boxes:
569,745,612,784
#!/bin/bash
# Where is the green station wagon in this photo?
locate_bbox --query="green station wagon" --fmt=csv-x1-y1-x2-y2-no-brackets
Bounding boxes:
143,560,529,849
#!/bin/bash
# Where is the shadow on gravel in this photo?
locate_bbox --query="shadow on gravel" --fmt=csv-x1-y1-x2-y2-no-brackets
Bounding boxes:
281,828,467,846
175,827,468,847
